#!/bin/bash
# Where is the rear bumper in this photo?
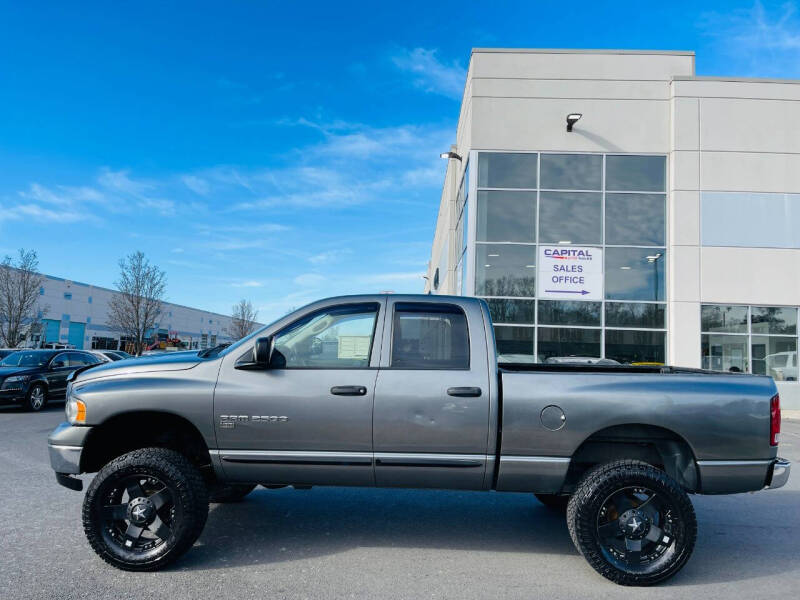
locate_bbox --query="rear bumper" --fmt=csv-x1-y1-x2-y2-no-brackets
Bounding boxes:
766,458,791,489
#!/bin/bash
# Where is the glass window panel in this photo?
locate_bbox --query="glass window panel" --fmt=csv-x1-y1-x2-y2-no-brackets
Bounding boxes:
605,248,665,301
606,155,666,192
701,305,748,333
537,327,601,361
477,190,536,242
494,326,535,362
540,153,602,190
605,302,665,328
478,152,537,189
605,193,666,246
752,335,798,379
701,192,800,249
475,244,536,297
391,304,470,369
605,330,666,364
538,300,601,326
273,303,378,369
702,334,749,372
539,192,602,245
485,298,536,324
751,307,797,335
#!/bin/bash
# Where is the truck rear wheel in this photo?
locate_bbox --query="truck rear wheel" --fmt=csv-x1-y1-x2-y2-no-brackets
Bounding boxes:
82,447,209,571
567,460,697,586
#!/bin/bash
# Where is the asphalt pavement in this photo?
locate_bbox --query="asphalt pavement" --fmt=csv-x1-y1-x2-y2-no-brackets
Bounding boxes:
1,402,798,600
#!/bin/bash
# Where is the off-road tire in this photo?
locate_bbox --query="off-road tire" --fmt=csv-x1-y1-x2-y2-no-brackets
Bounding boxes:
24,383,47,412
534,493,570,512
82,447,209,571
567,459,697,586
209,484,257,503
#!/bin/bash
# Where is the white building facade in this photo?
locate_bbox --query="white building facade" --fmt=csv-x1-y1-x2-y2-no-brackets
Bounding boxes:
426,49,800,408
34,273,237,351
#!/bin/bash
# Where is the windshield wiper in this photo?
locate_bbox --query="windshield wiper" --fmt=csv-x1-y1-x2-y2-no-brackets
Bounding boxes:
198,343,231,358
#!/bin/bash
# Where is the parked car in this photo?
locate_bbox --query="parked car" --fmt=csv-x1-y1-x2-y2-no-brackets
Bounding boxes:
765,351,798,381
1,349,102,411
48,294,789,585
88,350,131,362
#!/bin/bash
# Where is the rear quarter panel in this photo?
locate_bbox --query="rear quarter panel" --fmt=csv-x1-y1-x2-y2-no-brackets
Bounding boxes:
500,370,778,462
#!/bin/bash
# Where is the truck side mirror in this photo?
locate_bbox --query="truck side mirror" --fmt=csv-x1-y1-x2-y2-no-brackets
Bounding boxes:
235,336,273,370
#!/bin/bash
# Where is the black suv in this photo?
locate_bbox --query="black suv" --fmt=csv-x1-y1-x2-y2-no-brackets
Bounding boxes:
0,350,102,411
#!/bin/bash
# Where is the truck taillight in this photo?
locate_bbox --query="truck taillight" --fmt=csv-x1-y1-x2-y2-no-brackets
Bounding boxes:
770,394,781,446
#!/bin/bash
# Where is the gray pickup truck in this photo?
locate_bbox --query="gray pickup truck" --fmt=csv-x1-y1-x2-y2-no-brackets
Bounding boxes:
48,294,790,585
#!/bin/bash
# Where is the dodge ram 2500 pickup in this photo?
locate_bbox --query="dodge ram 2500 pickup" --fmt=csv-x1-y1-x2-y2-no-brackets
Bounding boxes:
48,294,790,585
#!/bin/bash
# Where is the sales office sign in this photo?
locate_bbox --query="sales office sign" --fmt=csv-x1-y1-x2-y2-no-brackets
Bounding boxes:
537,246,602,301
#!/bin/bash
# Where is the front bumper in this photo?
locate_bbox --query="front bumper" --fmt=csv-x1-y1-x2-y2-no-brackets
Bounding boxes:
766,458,791,489
48,421,91,490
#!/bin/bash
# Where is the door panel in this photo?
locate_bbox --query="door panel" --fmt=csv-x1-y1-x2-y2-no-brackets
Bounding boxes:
373,300,491,490
213,299,385,487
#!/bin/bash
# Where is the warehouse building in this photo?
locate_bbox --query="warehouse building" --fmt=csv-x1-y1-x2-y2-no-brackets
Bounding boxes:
30,273,236,351
426,48,800,407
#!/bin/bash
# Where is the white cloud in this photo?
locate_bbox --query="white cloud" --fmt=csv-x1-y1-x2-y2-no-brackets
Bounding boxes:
308,249,352,264
357,271,425,285
182,175,210,195
699,1,800,77
392,47,466,100
232,280,264,288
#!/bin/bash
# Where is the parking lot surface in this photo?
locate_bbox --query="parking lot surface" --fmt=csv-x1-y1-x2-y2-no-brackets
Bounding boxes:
1,403,798,600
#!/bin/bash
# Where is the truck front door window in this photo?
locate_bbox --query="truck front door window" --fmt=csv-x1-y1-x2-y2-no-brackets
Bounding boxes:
273,303,378,368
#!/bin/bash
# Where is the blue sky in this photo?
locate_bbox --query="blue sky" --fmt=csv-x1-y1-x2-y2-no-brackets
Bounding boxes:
1,1,799,321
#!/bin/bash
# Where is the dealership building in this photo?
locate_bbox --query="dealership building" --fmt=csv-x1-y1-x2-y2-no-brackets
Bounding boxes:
426,48,800,407
30,273,236,351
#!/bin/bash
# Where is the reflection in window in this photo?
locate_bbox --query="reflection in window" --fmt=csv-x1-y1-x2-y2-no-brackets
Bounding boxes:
701,305,748,333
701,192,800,249
540,154,602,190
538,300,601,326
475,244,536,297
537,327,601,361
702,334,748,373
605,302,665,329
477,190,536,242
538,192,602,245
605,248,665,301
752,336,797,379
274,303,378,369
391,303,469,369
605,194,666,246
486,299,535,324
751,307,797,335
494,325,534,361
605,330,665,364
478,152,537,189
606,155,666,192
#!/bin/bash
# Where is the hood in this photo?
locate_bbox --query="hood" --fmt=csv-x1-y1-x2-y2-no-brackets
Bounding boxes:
0,366,38,378
75,353,203,382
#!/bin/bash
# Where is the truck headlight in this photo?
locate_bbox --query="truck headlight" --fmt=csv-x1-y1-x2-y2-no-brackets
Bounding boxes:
1,375,31,390
65,390,86,424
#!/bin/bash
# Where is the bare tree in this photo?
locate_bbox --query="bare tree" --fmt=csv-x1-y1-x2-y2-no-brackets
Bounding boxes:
0,249,45,347
107,251,166,356
231,299,259,339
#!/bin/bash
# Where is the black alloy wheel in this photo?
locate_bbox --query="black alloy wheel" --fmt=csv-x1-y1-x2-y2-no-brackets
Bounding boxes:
83,448,208,571
567,460,697,586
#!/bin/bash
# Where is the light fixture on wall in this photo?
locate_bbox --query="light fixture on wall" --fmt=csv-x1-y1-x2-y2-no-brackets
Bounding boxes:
566,113,582,132
439,151,463,161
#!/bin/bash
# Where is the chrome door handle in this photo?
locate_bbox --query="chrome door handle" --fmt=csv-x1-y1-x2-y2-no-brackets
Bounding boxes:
447,387,482,397
330,386,368,396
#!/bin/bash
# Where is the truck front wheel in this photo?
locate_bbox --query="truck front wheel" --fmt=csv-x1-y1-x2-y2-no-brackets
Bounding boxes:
567,460,697,586
82,447,209,571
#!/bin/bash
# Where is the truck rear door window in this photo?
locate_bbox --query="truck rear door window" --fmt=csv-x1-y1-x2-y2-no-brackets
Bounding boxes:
390,303,469,369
